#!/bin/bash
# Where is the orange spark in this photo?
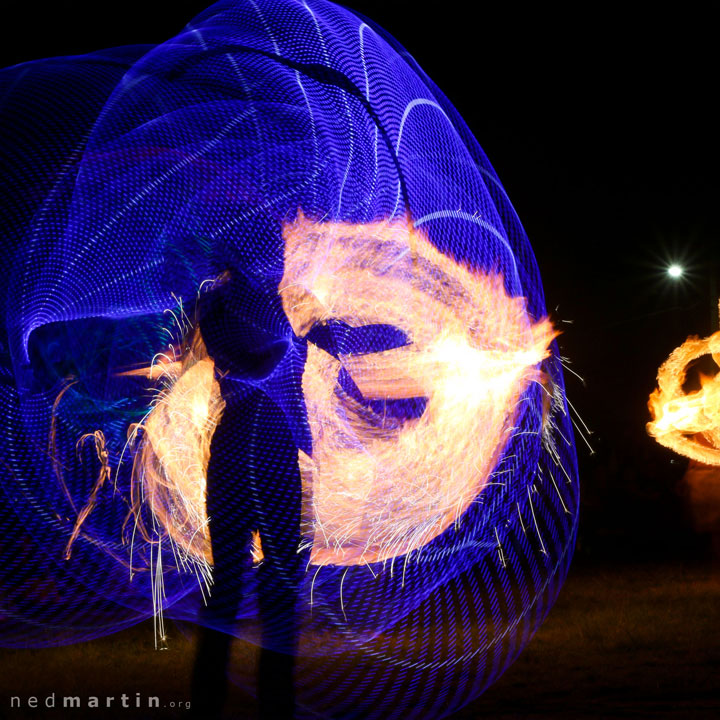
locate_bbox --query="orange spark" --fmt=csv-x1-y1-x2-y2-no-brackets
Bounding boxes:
647,306,720,465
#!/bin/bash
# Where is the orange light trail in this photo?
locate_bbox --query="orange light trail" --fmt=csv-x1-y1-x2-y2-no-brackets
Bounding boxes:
126,213,557,571
123,326,224,569
281,212,557,566
647,305,720,465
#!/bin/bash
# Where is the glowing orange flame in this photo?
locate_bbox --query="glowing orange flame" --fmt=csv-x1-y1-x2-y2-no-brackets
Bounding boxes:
129,214,556,570
125,327,224,566
281,212,557,566
647,310,720,465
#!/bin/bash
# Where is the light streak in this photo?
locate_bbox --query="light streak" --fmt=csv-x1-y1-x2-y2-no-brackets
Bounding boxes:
123,323,225,570
123,213,557,576
280,212,557,566
64,431,110,560
647,303,720,464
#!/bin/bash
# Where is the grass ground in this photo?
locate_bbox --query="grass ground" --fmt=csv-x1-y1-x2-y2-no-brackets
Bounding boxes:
464,561,720,719
2,561,719,719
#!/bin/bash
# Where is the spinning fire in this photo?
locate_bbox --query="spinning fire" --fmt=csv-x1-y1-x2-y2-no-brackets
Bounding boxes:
115,214,557,574
647,302,720,465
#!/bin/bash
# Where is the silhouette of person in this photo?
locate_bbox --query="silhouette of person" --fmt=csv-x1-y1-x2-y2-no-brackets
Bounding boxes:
190,266,307,719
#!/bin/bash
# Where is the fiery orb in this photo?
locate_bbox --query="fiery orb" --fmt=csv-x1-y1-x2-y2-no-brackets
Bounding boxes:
648,312,720,465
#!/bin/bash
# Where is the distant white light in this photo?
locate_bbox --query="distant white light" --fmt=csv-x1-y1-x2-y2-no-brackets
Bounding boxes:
667,264,684,279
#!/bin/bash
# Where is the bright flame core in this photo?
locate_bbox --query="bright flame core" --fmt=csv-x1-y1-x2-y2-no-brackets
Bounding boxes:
280,213,556,565
647,311,720,465
131,214,556,569
127,329,225,566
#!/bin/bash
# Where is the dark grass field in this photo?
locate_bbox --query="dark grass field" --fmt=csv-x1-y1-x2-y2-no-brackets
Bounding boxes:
2,560,719,719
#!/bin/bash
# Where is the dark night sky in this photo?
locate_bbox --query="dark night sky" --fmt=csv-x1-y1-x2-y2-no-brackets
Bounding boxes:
4,1,719,553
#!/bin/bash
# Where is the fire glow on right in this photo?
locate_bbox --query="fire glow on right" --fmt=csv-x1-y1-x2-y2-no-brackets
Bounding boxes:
647,302,720,465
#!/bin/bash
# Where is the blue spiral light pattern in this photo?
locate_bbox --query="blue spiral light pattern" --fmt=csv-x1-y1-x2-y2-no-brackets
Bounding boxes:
0,2,579,717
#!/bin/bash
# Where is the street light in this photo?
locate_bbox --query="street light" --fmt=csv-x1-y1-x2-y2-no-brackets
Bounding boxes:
667,264,683,279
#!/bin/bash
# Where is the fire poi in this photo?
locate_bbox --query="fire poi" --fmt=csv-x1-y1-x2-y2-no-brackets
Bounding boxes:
647,302,720,464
